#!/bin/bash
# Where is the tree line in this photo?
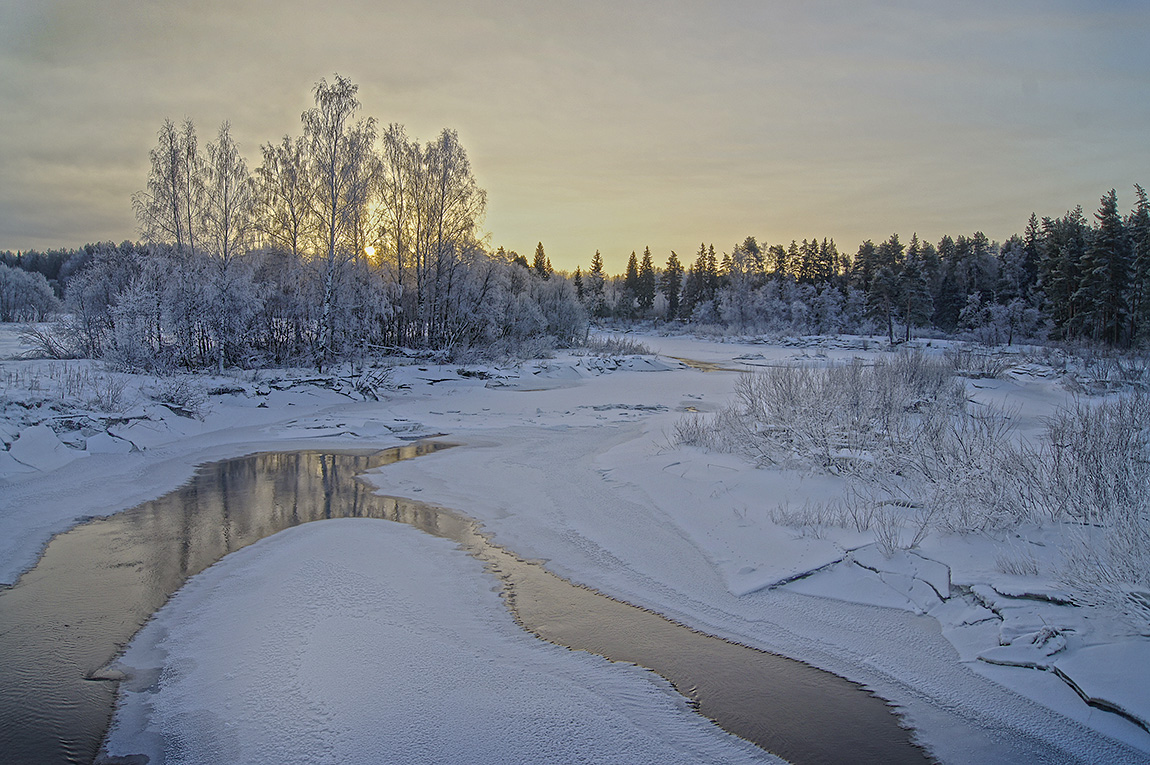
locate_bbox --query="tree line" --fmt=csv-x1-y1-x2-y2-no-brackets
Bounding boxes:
2,76,584,371
558,185,1149,347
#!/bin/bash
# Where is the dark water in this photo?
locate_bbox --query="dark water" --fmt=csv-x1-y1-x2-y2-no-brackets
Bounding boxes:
0,443,929,765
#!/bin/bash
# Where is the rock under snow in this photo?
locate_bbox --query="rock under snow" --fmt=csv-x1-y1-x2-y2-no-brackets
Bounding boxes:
8,424,79,472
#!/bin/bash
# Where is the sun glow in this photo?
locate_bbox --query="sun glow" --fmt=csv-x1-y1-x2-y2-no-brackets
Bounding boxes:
364,245,376,259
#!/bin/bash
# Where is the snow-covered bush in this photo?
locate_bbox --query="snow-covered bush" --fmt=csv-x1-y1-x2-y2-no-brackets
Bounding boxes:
943,345,1012,379
1040,393,1150,525
579,335,653,356
1035,393,1150,623
0,263,58,322
680,350,1150,608
681,350,965,471
145,376,208,417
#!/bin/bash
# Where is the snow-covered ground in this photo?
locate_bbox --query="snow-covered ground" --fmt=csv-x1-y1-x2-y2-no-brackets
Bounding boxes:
2,326,1148,763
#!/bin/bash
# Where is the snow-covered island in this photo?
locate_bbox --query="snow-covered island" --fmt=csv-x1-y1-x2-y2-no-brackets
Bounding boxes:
2,326,1148,764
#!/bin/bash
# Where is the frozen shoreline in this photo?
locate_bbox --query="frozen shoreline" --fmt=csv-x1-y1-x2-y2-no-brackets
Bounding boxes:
2,329,1148,763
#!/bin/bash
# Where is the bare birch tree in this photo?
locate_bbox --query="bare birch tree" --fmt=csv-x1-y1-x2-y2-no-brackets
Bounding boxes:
420,128,486,344
375,123,422,344
133,118,203,254
301,74,379,368
202,122,260,372
256,134,313,257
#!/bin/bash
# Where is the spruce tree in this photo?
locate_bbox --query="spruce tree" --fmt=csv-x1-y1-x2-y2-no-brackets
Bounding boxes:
1053,209,1088,336
621,251,639,317
533,242,551,279
1074,189,1130,344
1126,185,1150,341
898,249,933,342
588,250,607,318
1023,213,1042,292
932,235,962,330
680,244,708,318
637,247,656,312
869,265,899,344
705,245,720,299
661,251,683,320
815,238,837,285
797,239,819,284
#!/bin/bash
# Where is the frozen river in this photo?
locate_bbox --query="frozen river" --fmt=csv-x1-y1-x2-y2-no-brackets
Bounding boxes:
1,443,924,764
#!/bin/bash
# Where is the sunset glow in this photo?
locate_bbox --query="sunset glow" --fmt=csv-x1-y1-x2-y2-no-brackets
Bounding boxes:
1,2,1148,271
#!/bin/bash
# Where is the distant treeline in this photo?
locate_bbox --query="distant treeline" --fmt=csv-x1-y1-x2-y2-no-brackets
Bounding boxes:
2,75,1146,361
566,185,1149,347
7,184,1148,360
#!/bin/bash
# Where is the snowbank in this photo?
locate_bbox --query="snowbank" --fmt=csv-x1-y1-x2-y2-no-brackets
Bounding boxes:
102,519,770,764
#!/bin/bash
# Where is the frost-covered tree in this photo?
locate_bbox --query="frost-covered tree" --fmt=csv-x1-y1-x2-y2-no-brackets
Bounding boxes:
587,250,608,318
0,263,57,321
420,128,487,345
256,134,313,258
202,122,260,372
302,74,379,368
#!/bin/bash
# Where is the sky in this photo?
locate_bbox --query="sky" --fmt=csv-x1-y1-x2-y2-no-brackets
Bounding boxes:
1,1,1148,273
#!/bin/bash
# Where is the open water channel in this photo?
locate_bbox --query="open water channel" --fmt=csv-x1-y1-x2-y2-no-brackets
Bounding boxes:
0,442,929,764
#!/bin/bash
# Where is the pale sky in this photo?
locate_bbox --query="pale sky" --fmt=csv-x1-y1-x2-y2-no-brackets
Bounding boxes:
2,0,1148,273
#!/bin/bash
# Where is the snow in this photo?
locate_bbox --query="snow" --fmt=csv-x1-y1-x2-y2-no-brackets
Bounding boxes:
102,519,771,765
7,423,78,472
2,325,1149,763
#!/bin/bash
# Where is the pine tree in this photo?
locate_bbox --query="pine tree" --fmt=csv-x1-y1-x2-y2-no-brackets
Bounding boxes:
740,236,763,273
661,251,683,320
768,244,788,280
785,241,799,283
851,240,877,293
637,247,656,312
1073,189,1130,344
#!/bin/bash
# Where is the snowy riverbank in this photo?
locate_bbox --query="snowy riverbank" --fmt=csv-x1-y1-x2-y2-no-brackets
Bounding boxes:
2,326,1148,763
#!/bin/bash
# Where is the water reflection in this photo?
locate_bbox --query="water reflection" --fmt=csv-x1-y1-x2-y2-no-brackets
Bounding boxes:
0,443,450,765
0,442,928,765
